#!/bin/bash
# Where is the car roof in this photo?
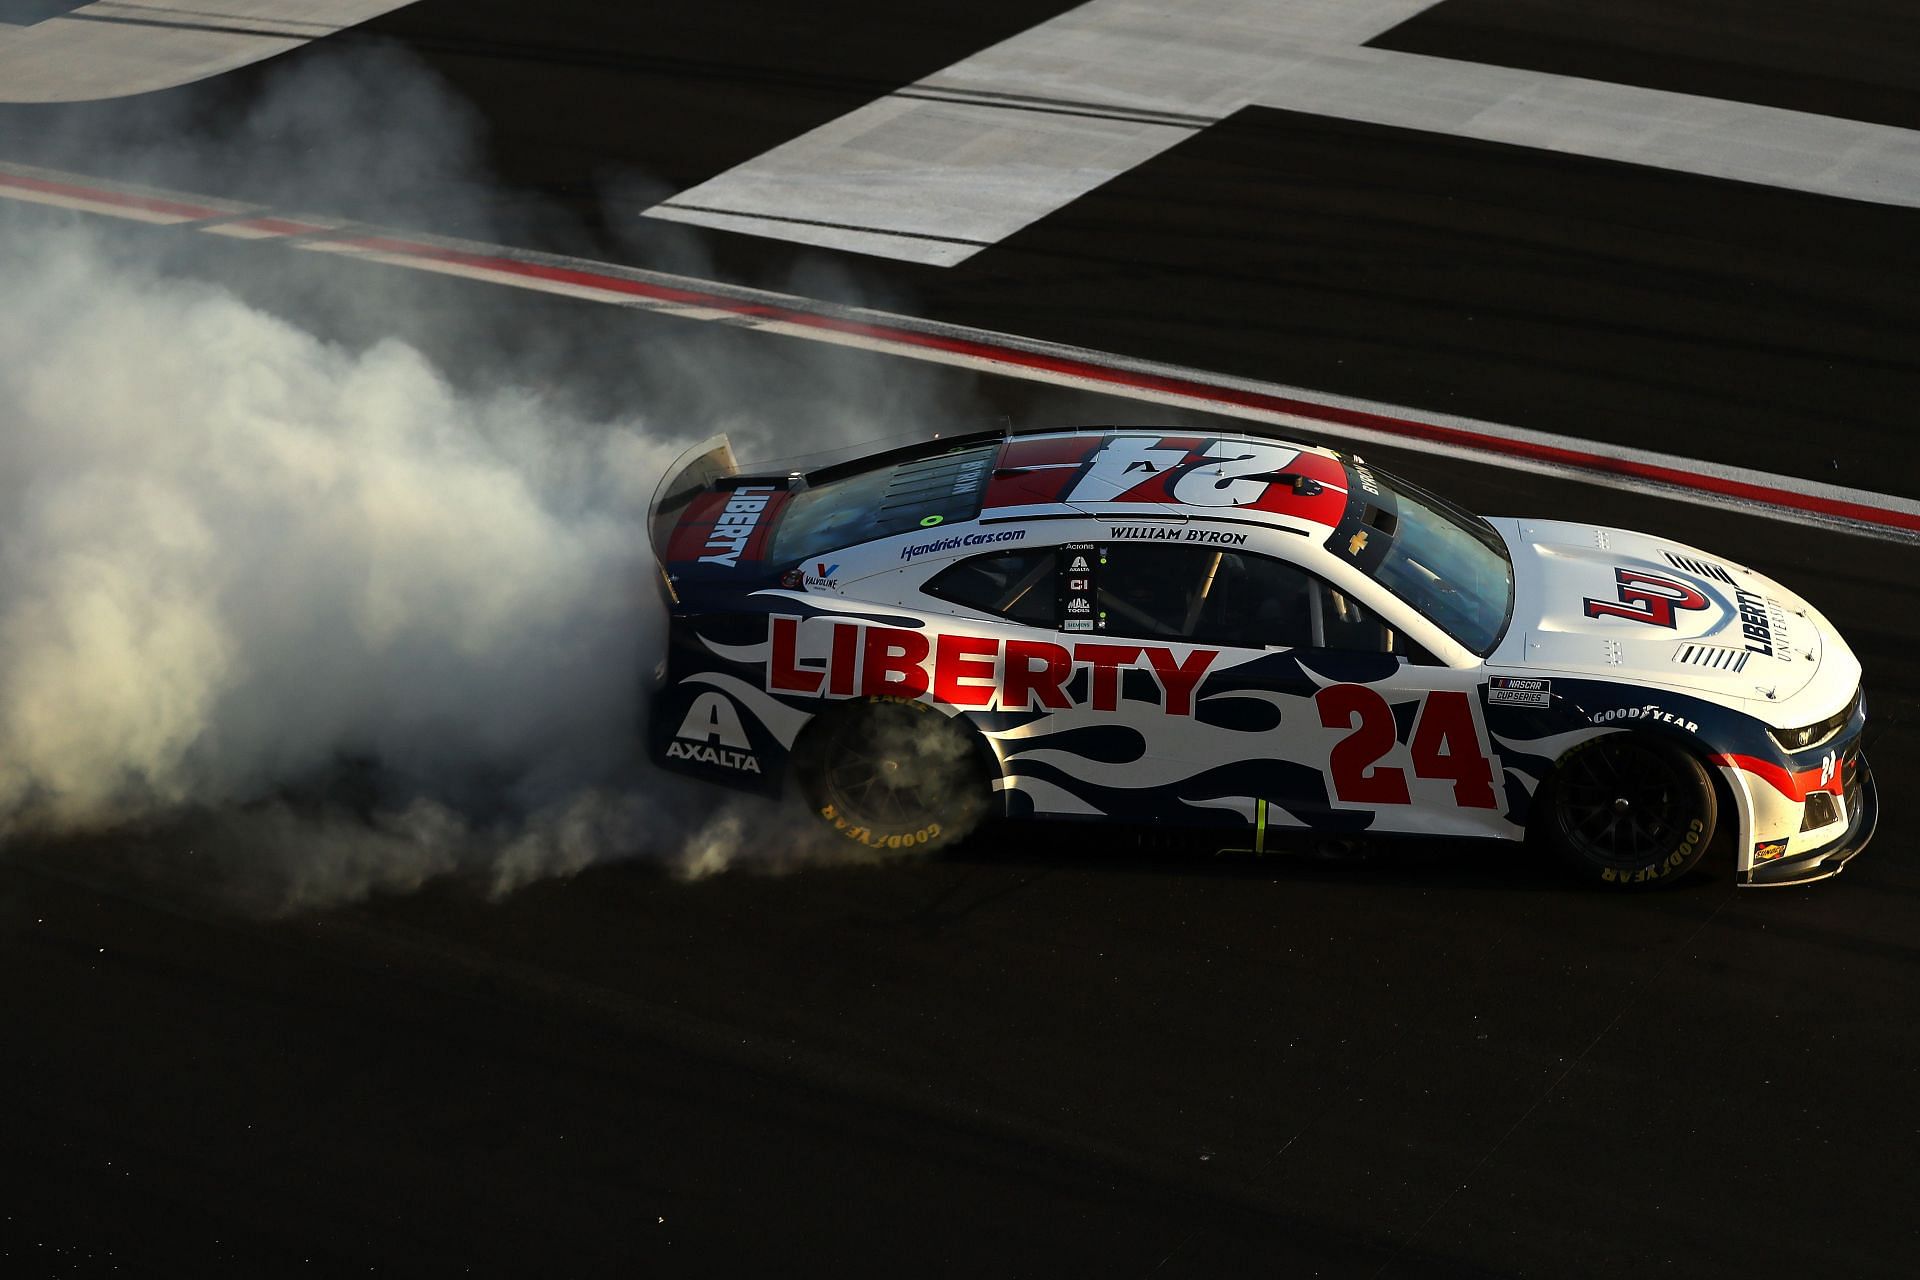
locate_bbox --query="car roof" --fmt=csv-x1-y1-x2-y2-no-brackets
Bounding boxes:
661,426,1367,585
974,429,1353,531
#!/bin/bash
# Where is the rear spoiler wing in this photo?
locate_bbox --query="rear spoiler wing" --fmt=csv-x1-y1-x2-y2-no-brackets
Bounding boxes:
649,435,738,557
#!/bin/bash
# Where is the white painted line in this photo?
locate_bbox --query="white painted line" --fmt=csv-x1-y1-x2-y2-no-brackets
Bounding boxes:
647,189,996,270
0,0,419,103
644,0,1920,265
1255,46,1920,205
648,0,1433,265
3,158,1913,544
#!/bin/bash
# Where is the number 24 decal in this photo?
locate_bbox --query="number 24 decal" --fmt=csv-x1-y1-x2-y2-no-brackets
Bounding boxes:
1314,685,1498,809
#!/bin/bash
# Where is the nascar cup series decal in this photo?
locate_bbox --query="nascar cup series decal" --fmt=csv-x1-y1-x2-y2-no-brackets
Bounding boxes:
1488,676,1551,708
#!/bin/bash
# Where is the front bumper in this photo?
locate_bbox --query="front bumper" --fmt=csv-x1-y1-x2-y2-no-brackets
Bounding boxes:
1740,754,1878,887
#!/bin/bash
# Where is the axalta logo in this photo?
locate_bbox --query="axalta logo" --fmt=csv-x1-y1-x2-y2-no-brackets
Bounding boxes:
698,485,777,567
765,615,1216,715
670,691,763,773
899,528,1027,562
666,739,761,772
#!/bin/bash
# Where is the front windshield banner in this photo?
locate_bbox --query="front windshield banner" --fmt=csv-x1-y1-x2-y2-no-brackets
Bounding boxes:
1327,459,1515,656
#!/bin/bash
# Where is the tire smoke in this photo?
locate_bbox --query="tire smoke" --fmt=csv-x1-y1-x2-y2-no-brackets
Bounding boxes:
0,47,988,909
0,223,675,898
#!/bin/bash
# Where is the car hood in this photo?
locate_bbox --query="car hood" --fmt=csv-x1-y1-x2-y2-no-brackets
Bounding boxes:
1483,518,1853,713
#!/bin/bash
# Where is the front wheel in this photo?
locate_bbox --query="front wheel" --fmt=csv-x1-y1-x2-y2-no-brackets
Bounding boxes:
1539,734,1717,887
795,698,990,853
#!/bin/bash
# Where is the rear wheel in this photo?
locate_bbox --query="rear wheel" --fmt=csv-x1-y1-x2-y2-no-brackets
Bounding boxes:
795,698,990,853
1540,734,1716,887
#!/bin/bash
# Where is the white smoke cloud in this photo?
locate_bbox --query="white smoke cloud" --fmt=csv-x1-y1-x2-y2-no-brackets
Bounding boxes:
5,234,641,806
0,217,960,911
0,46,991,910
0,224,657,884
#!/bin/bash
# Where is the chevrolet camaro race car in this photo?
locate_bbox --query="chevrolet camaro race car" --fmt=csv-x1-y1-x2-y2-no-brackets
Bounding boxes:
647,426,1875,888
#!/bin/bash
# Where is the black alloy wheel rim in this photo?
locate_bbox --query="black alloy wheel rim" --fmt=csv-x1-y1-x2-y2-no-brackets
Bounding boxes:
1556,739,1693,869
822,709,941,828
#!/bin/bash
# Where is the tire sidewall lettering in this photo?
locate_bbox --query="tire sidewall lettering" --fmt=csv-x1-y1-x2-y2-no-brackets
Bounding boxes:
817,806,943,850
1591,796,1710,885
1554,739,1714,887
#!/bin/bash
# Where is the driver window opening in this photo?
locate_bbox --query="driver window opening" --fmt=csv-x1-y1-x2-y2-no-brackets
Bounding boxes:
923,548,1058,626
1093,545,1421,657
924,543,1439,662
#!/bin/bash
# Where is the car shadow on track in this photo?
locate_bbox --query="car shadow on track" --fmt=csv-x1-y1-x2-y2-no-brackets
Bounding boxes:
0,795,1727,930
941,817,1725,896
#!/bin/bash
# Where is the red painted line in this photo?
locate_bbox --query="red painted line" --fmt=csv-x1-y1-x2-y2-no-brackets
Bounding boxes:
0,172,219,221
233,216,322,236
566,293,1885,524
335,235,737,309
6,166,1912,537
309,232,1920,534
712,312,1920,533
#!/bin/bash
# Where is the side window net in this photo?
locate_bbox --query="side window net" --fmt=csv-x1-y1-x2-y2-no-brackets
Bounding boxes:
924,549,1059,626
1093,545,1314,649
923,542,1438,661
1094,544,1433,659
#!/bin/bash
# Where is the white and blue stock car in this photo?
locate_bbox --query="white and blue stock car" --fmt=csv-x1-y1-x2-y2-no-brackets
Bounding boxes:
648,426,1875,888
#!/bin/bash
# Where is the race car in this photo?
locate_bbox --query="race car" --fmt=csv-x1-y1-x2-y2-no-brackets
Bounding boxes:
646,426,1875,888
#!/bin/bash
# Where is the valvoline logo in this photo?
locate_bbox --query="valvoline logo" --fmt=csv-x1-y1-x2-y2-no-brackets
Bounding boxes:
804,562,840,589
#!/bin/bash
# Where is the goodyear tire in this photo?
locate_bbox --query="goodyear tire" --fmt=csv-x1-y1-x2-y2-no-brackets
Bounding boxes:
795,698,990,853
1540,734,1716,888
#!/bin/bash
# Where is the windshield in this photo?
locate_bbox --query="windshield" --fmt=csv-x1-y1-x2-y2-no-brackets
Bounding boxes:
1347,464,1513,655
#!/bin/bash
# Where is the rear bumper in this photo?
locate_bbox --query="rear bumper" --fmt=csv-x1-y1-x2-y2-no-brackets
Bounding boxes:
1740,754,1878,887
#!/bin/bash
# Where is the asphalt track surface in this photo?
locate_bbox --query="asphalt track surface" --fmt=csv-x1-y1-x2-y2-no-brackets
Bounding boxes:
5,3,1920,1275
